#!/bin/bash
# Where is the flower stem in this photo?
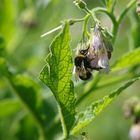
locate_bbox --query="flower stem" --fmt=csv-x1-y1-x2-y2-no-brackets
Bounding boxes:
91,7,118,44
84,7,99,23
82,14,90,40
92,0,136,44
111,0,117,14
117,0,137,24
92,7,117,28
113,0,137,43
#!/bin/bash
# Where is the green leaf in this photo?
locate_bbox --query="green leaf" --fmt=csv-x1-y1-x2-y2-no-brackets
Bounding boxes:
10,75,42,115
105,0,116,12
8,74,45,130
106,0,112,10
7,74,48,139
0,35,7,76
0,99,21,118
0,57,7,76
130,12,140,49
71,77,140,134
0,0,16,43
0,35,6,57
112,48,140,71
40,22,76,137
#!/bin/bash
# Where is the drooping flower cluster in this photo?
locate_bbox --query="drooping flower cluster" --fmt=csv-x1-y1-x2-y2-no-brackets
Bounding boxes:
73,24,113,80
88,24,113,72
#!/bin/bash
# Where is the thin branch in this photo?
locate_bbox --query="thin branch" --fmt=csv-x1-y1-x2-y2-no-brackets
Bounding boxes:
113,0,137,43
82,14,90,39
84,7,99,23
93,7,117,26
91,7,118,44
117,0,137,24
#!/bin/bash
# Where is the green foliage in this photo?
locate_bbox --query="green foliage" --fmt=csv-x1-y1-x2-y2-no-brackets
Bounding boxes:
105,0,113,11
71,77,140,134
0,35,7,76
130,12,140,49
0,99,21,118
40,22,76,137
0,0,140,140
0,0,16,42
10,75,42,114
112,48,140,71
8,74,47,139
0,35,6,57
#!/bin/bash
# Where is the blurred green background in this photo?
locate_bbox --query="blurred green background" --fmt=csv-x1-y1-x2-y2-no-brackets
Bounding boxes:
0,0,140,140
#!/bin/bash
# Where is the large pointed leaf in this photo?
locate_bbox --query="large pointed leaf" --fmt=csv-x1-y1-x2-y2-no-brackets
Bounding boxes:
71,77,140,134
10,75,41,113
112,48,140,71
40,22,76,136
8,74,45,128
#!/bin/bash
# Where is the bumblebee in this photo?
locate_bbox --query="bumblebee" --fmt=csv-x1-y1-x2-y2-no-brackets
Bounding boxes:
74,55,92,80
73,24,113,81
73,47,94,81
73,46,112,81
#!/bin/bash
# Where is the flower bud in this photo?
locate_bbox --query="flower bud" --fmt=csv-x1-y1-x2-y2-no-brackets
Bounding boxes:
136,0,140,17
129,123,140,140
123,97,140,119
20,8,37,29
73,0,87,9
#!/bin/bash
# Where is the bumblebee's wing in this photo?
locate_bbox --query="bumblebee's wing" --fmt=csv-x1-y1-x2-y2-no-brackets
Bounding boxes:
73,61,90,81
73,66,80,81
79,61,92,80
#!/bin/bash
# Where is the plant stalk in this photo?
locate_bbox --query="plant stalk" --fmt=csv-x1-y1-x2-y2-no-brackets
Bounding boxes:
113,0,137,43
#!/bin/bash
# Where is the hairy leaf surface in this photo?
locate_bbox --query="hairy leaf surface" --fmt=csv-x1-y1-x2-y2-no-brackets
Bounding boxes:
40,22,76,136
71,77,140,134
